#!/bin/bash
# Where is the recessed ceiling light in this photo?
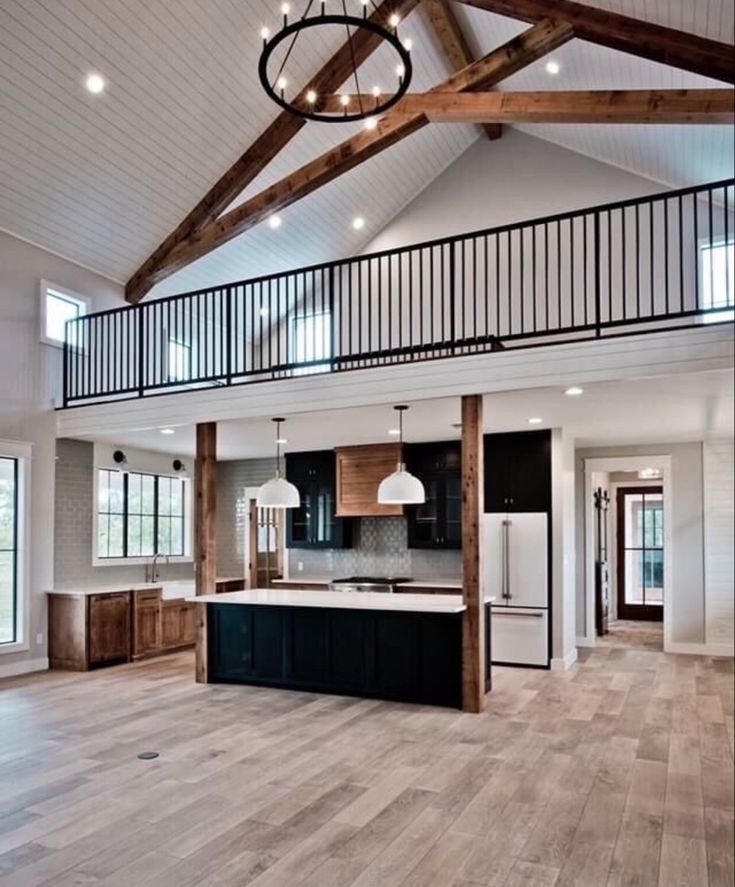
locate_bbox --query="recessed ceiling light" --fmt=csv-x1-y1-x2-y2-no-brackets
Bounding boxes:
388,428,401,436
528,417,543,425
160,428,175,435
565,386,584,396
276,438,288,445
545,60,560,75
85,73,105,94
352,216,365,231
268,214,282,230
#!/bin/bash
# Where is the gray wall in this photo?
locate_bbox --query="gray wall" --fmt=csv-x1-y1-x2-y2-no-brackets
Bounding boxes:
575,442,706,644
0,230,125,671
216,458,276,578
54,439,193,589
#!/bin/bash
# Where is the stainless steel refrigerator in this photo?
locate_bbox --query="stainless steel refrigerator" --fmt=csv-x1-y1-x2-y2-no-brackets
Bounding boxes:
483,513,549,667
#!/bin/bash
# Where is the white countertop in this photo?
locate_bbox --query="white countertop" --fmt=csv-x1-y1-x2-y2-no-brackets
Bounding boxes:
48,578,242,600
271,577,332,586
187,588,495,614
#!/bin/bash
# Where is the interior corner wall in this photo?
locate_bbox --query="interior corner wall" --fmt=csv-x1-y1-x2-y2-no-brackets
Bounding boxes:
552,428,576,664
363,129,664,256
0,230,125,673
575,442,706,646
702,439,735,650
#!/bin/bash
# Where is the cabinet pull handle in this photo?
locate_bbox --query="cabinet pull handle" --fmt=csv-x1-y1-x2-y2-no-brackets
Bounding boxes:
492,610,544,618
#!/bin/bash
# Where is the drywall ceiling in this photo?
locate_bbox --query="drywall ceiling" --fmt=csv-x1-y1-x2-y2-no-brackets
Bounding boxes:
0,0,732,300
79,369,734,460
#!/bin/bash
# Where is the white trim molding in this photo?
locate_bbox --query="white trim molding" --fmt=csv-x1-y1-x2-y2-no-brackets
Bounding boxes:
0,657,48,680
0,439,33,657
551,648,579,670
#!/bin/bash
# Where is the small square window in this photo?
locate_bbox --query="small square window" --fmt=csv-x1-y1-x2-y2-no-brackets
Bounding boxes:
40,281,89,347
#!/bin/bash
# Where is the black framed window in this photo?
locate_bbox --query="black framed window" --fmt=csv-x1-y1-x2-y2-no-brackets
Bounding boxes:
97,470,186,559
0,457,18,645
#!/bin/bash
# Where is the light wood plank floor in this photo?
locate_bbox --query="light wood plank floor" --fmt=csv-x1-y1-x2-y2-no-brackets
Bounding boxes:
0,640,732,887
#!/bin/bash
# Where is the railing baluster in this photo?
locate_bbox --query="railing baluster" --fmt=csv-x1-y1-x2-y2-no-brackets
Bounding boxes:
594,211,601,337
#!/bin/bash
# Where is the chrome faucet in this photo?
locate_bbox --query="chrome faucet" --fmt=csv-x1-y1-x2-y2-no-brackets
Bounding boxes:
147,552,167,584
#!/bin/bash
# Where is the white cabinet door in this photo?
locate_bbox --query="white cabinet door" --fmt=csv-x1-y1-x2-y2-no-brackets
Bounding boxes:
491,608,548,667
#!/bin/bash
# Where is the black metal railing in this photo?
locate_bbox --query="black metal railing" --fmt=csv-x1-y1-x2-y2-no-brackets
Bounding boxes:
63,179,734,406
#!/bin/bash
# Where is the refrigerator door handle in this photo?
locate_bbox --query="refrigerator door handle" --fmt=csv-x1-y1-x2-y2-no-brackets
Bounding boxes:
502,519,511,601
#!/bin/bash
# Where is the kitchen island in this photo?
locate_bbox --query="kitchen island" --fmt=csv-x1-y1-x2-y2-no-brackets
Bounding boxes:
189,589,494,709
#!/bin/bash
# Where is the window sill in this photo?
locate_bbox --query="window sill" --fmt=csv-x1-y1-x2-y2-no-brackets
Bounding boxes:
0,639,30,656
92,556,193,568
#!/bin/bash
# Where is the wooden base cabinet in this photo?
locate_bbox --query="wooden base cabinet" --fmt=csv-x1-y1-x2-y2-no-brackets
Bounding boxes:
132,591,196,659
161,600,197,650
49,592,132,671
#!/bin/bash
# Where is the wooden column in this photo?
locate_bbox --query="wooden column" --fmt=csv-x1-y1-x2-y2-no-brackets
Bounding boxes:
195,422,217,683
461,395,486,713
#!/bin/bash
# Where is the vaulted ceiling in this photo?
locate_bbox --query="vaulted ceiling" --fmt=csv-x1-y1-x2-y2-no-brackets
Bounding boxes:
0,0,733,299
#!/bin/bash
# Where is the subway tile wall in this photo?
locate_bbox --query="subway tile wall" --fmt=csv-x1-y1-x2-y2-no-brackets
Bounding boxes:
54,438,194,589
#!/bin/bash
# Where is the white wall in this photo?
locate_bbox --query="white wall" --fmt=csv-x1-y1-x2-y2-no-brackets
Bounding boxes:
552,428,577,668
703,439,734,652
576,442,706,647
0,230,124,675
364,129,664,254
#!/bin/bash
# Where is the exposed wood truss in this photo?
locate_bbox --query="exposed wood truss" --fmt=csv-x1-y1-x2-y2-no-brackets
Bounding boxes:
421,0,501,140
319,89,735,124
455,0,735,83
124,0,420,304
131,19,573,291
125,1,735,302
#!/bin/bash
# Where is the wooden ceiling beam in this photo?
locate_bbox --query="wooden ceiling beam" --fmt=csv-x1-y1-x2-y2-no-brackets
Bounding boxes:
317,89,735,123
454,0,735,84
125,0,420,304
421,0,501,140
147,19,573,287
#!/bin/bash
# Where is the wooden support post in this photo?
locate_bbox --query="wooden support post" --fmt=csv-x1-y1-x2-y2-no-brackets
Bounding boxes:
461,395,485,713
195,422,217,683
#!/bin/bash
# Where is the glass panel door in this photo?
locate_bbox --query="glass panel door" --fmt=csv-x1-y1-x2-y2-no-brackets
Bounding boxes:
617,486,664,621
0,458,18,645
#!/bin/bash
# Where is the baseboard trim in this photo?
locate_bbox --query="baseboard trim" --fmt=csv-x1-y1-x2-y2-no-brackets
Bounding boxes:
665,641,734,657
0,657,49,680
551,648,578,670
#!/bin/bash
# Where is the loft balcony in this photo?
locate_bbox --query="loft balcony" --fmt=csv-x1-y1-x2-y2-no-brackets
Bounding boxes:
61,179,734,409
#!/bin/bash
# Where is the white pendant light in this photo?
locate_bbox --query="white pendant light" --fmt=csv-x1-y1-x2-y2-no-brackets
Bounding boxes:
377,405,426,505
256,418,301,509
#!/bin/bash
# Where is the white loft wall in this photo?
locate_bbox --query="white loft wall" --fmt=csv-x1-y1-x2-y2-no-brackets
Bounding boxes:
703,439,735,652
0,230,124,676
575,442,706,648
363,129,665,254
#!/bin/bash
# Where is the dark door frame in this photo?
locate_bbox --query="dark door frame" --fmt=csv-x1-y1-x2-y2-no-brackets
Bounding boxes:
616,485,664,622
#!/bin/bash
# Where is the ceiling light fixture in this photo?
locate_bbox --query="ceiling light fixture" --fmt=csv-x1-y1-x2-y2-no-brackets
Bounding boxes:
268,214,282,229
256,419,301,509
259,1,412,123
85,73,105,94
528,417,543,425
159,428,176,435
364,116,378,131
388,428,401,436
378,406,426,505
565,386,584,396
545,60,561,75
352,216,365,231
638,468,662,480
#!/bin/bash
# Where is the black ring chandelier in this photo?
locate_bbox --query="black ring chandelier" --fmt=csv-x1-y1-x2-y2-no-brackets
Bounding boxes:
258,2,414,124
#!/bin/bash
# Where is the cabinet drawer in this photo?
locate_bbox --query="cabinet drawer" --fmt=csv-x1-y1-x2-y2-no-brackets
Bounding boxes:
137,590,162,605
491,607,548,667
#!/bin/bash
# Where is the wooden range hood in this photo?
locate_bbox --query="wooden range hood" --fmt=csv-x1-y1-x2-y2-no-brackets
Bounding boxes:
335,443,404,518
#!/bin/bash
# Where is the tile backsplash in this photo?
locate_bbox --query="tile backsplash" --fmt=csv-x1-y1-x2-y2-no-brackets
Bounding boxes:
290,517,461,580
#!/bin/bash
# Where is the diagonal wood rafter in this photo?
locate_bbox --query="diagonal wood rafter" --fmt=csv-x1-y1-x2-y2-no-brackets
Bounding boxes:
317,88,735,123
455,0,735,83
421,0,501,140
125,0,420,304
138,19,574,292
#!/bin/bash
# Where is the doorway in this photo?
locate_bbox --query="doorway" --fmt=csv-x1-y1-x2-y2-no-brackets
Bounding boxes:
616,486,664,622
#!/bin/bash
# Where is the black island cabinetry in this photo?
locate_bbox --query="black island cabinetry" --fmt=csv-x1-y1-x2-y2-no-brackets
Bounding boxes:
207,602,464,708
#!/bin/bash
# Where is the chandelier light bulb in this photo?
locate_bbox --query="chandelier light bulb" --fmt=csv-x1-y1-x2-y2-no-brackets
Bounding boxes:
281,3,291,15
260,26,270,40
277,76,288,91
403,38,413,51
306,89,317,103
396,63,405,78
372,85,381,97
389,13,400,28
364,116,378,131
340,94,351,107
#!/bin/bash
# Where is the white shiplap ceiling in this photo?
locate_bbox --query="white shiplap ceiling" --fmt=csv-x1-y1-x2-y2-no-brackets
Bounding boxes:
0,0,733,298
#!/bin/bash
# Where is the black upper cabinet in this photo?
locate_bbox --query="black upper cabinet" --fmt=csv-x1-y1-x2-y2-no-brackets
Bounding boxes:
484,430,551,513
406,442,462,549
285,451,352,549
